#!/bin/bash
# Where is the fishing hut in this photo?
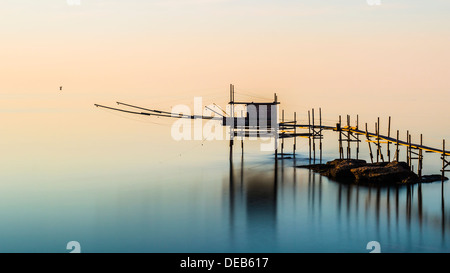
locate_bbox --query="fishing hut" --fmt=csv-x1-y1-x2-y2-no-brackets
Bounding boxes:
226,84,279,160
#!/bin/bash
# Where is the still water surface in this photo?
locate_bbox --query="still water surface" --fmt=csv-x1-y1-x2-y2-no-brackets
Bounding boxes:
0,140,448,253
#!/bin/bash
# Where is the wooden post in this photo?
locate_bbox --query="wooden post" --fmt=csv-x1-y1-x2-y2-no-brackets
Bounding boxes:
281,109,284,159
409,134,412,170
387,116,391,162
347,115,351,160
230,139,234,162
418,134,423,178
406,130,410,167
293,112,297,159
366,122,374,163
274,93,278,162
312,108,316,164
442,139,446,183
308,110,311,164
241,110,244,157
356,115,359,160
396,130,399,162
339,115,343,159
377,117,384,162
319,108,322,164
229,84,234,162
376,120,379,163
232,84,235,102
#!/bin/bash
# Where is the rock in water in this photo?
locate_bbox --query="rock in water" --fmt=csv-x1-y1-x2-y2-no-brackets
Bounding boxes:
299,159,421,185
350,161,419,184
324,159,367,180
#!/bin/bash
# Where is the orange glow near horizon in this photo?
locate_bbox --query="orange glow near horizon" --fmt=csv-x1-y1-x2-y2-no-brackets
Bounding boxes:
1,1,450,157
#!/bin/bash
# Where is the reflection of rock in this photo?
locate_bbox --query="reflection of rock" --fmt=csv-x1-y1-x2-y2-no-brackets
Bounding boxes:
298,159,433,185
420,174,449,183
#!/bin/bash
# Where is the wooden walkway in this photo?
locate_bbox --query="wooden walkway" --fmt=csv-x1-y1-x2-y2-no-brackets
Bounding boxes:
94,84,450,181
279,112,450,181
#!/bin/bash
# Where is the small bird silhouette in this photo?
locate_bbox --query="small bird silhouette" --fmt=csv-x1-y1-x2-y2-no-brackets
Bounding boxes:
59,86,63,91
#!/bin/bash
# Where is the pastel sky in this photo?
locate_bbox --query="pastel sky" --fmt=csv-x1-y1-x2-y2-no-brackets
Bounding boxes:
1,0,450,154
1,2,450,253
2,1,449,91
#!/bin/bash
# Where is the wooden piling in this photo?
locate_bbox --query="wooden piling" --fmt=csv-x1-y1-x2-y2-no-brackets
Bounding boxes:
347,115,351,160
377,117,384,162
366,122,374,163
356,115,359,160
406,130,410,167
230,139,233,162
409,134,412,169
339,115,343,159
418,134,423,178
442,139,446,183
376,120,379,163
281,109,284,159
396,130,399,162
308,110,311,164
274,93,278,162
293,112,297,159
312,108,316,164
229,84,234,162
387,116,391,162
241,110,244,157
319,108,322,164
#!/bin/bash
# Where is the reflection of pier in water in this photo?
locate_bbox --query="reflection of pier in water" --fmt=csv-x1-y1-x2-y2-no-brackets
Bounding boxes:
226,156,450,252
335,182,449,244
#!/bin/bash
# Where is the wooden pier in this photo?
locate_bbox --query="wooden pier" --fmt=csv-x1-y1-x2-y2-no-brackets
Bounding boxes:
94,84,450,183
282,114,450,182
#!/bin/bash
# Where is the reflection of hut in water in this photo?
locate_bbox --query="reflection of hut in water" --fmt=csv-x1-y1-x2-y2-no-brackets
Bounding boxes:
245,172,277,229
227,160,278,250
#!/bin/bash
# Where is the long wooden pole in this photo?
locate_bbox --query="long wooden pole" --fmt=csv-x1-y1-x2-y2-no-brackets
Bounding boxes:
293,112,297,159
229,84,234,162
319,108,322,164
308,110,311,164
274,92,278,162
241,110,244,157
409,134,412,169
418,134,423,178
396,130,399,161
376,120,379,163
406,130,410,167
442,139,446,183
378,117,384,162
366,122,374,163
274,93,278,162
281,109,284,158
347,115,351,160
356,115,359,160
339,115,343,159
312,108,316,164
387,116,391,162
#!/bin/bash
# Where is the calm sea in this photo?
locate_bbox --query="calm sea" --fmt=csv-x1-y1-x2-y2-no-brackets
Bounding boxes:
0,127,448,252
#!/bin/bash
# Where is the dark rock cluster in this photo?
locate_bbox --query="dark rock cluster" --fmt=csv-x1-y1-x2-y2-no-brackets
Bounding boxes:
299,159,446,185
